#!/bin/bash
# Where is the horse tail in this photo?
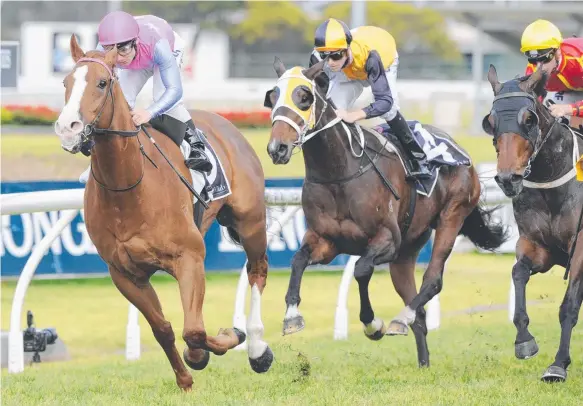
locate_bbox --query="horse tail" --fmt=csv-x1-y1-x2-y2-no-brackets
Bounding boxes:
459,203,509,252
226,226,242,246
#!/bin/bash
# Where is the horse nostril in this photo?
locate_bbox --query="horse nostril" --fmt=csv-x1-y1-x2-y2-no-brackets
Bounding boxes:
70,121,83,133
277,144,288,156
511,174,523,183
494,175,501,184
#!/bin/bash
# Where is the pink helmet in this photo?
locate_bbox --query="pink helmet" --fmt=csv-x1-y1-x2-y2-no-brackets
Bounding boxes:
98,11,139,46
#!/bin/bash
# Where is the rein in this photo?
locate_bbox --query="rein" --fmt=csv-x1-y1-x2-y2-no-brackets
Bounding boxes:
270,69,400,199
72,57,209,207
491,90,565,185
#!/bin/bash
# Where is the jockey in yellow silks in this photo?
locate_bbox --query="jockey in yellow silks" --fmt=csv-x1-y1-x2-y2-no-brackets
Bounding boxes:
309,18,432,180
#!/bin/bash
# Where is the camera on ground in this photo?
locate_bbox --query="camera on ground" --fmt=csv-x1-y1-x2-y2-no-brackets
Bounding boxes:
23,310,58,363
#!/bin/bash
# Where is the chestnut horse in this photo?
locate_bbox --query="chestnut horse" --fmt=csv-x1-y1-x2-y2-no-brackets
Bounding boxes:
54,35,273,391
264,58,508,368
483,64,583,383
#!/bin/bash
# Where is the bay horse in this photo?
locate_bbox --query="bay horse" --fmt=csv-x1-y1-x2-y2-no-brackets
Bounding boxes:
483,64,583,383
53,35,273,391
263,58,508,368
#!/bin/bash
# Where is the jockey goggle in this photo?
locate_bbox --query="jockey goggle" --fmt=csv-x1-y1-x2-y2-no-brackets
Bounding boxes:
318,49,346,61
103,39,135,57
525,49,555,65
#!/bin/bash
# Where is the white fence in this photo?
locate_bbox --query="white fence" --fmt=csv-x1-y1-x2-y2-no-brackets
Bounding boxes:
1,166,513,373
1,187,442,373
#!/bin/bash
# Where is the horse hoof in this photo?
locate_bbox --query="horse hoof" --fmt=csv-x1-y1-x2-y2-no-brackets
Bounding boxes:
233,327,247,345
515,338,538,360
418,360,430,368
283,315,305,335
363,319,386,341
183,348,210,371
249,346,274,373
386,320,409,336
541,366,567,383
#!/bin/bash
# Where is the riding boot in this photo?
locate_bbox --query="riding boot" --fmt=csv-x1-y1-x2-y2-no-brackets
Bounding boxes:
184,120,212,173
388,112,433,180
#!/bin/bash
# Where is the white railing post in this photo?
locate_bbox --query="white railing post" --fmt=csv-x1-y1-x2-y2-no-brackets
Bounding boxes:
8,209,79,374
125,304,140,361
333,255,358,340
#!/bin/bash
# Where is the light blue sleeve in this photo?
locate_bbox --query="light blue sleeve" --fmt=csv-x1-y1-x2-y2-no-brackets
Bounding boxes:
146,39,183,118
96,43,105,52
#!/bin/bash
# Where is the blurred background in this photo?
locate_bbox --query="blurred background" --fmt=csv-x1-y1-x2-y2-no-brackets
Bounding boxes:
2,0,582,136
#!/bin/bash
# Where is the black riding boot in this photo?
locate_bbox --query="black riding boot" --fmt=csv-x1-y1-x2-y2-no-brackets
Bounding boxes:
388,112,433,180
184,120,212,173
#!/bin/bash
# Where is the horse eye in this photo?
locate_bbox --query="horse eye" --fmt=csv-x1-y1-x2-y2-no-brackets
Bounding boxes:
98,79,107,89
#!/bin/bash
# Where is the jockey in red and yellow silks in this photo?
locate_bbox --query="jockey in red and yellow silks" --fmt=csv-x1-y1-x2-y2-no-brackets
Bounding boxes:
521,20,583,125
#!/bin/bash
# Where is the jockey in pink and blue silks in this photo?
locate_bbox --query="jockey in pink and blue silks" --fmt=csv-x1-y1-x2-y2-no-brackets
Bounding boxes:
79,11,211,183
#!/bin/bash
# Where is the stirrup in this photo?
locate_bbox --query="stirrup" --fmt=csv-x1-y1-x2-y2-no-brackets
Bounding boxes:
185,149,212,173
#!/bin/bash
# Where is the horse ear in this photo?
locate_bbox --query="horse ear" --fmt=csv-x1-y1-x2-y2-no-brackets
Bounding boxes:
273,56,286,78
487,64,501,94
70,34,85,63
314,71,330,94
104,46,118,68
303,59,326,80
525,67,546,95
264,89,274,109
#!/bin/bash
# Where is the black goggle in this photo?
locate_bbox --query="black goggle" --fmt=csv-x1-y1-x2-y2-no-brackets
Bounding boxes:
526,50,555,65
319,50,345,61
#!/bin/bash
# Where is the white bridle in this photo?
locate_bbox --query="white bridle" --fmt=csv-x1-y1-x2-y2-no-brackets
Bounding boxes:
270,69,364,157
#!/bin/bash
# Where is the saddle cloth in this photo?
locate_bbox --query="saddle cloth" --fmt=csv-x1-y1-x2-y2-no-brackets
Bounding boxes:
370,120,472,197
180,128,232,203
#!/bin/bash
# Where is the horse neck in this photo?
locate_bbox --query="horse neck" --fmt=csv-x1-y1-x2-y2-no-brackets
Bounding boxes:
301,107,362,180
528,116,574,182
90,84,143,189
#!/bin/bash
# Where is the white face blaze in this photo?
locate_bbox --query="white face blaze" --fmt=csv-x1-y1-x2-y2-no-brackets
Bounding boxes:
54,65,88,153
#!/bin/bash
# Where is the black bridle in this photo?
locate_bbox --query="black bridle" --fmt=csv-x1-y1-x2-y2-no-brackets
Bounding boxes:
483,88,558,179
71,57,209,208
74,57,144,192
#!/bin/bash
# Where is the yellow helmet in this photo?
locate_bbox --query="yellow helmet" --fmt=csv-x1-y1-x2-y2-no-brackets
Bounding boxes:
314,18,352,52
520,19,563,54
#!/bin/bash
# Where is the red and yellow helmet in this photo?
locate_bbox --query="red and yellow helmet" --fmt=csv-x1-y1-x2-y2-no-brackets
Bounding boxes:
314,18,352,52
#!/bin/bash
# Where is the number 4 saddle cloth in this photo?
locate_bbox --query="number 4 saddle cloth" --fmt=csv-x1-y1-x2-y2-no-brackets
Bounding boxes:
372,121,472,197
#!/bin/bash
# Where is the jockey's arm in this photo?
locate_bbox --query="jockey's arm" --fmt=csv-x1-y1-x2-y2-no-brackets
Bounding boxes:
362,51,394,119
146,39,183,119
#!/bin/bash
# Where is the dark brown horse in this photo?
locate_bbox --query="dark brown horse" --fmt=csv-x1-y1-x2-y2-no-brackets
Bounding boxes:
263,58,508,368
53,35,273,391
483,64,583,383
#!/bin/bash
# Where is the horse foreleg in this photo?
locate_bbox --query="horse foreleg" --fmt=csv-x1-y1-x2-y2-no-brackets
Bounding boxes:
108,266,193,391
542,243,583,383
176,249,245,369
283,230,337,335
512,238,552,360
235,214,274,373
355,227,399,340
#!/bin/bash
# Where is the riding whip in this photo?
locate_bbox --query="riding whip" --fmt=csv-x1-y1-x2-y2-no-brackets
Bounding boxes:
142,126,210,209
